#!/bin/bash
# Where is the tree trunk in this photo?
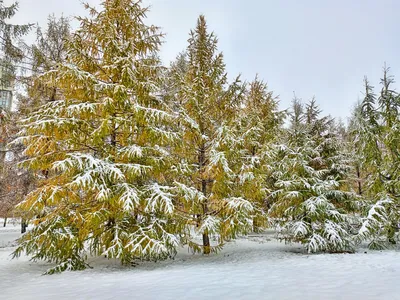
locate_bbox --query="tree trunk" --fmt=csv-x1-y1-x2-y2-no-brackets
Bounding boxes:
3,216,7,227
356,165,362,195
199,145,210,254
0,150,5,167
251,146,261,233
201,179,210,254
201,180,211,254
202,229,210,254
0,142,5,171
21,219,27,234
253,217,261,233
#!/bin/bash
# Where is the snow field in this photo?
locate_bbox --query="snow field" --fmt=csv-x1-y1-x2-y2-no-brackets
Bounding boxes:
1,223,400,300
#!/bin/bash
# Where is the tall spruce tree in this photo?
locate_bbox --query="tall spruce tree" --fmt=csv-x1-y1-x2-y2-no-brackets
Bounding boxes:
171,16,253,254
13,0,178,273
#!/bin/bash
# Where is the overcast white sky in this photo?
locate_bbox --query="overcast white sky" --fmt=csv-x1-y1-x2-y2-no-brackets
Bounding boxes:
8,0,400,120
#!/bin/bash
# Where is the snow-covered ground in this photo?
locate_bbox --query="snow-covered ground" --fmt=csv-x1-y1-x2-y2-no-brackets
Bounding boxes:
1,219,400,300
0,219,22,248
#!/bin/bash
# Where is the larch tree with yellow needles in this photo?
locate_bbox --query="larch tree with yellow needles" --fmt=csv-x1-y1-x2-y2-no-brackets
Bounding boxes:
235,77,285,231
171,16,254,255
13,0,179,273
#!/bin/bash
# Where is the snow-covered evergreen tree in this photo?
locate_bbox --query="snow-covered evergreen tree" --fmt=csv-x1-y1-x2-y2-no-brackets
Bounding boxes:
161,52,188,111
170,16,253,254
13,0,178,273
352,67,400,249
0,0,32,85
235,77,284,231
267,98,358,253
18,15,71,115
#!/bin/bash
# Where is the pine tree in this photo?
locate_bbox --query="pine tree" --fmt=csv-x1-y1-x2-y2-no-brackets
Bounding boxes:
171,16,253,254
267,98,358,253
13,0,178,273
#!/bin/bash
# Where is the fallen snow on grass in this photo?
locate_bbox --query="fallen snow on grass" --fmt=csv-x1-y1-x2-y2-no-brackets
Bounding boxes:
1,226,400,300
